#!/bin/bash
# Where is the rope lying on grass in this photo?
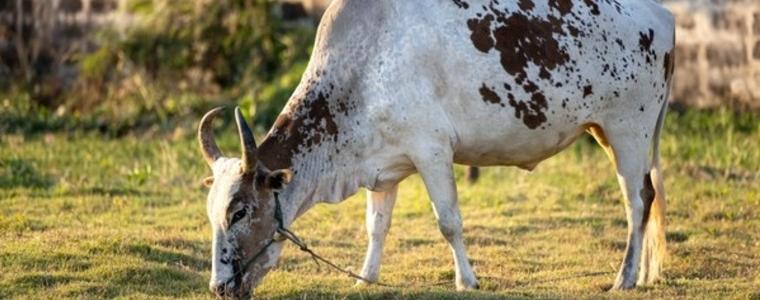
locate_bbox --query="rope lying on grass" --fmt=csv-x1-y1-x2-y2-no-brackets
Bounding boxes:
276,220,450,288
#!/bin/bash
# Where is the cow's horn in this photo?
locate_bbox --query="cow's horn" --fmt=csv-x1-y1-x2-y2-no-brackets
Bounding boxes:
235,106,257,173
198,107,225,166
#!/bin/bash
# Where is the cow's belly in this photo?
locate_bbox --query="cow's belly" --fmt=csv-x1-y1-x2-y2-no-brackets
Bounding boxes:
452,120,587,169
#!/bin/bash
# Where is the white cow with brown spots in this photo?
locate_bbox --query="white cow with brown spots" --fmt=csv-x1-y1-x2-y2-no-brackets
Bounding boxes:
200,0,675,297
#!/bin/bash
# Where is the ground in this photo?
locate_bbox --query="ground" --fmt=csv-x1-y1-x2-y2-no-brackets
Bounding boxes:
1,109,759,299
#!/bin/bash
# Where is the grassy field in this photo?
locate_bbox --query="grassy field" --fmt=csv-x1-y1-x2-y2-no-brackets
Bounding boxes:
1,109,759,299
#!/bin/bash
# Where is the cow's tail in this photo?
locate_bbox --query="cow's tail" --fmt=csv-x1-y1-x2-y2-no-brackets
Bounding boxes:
638,95,668,285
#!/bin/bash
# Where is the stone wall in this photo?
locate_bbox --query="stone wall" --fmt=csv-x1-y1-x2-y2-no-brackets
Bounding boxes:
665,0,760,109
0,0,132,45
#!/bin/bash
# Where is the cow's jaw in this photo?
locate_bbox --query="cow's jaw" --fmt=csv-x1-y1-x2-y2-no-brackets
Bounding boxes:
209,229,237,294
209,230,284,298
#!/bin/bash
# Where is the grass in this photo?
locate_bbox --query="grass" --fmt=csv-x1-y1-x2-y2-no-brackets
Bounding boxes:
1,109,759,299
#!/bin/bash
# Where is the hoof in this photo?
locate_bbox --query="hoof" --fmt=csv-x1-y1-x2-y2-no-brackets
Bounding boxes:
609,281,636,291
354,278,375,287
456,280,480,291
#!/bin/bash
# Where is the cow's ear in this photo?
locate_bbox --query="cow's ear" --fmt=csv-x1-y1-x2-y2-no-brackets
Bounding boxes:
202,176,214,188
265,169,292,191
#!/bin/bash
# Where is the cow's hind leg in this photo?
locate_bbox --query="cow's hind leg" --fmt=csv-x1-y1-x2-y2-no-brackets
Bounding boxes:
357,185,398,285
588,124,654,290
412,149,479,290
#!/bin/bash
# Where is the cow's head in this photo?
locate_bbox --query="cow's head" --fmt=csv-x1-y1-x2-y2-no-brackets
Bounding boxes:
199,107,293,299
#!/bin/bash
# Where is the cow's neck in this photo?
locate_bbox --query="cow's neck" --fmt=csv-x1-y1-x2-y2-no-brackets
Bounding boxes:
257,71,370,225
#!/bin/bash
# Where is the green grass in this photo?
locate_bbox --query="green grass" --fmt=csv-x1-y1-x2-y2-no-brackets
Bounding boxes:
1,109,759,299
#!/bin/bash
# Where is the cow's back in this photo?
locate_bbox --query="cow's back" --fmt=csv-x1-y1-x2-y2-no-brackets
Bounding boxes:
286,0,675,170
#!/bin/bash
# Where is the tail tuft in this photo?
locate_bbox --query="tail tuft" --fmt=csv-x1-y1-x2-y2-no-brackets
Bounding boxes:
638,97,668,285
638,165,666,284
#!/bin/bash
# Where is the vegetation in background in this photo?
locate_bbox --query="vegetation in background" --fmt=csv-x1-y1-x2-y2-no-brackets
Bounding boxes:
0,0,70,108
1,0,315,135
1,109,758,299
2,1,759,299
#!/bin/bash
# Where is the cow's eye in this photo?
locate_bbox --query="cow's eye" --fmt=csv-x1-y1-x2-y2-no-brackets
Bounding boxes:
230,208,247,226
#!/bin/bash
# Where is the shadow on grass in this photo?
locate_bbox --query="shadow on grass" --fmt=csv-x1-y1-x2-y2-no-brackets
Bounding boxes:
264,288,559,300
154,237,209,257
0,158,54,189
27,186,166,198
669,244,758,280
102,265,207,298
12,274,80,288
666,231,690,243
0,252,92,272
399,238,438,247
62,187,163,197
515,271,614,287
6,244,210,298
126,243,210,272
259,270,616,299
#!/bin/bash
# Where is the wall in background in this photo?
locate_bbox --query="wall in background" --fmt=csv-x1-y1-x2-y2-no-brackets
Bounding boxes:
666,0,760,110
0,0,132,52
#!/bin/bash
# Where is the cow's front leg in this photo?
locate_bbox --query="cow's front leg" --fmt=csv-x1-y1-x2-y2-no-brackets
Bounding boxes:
356,185,398,285
412,150,479,290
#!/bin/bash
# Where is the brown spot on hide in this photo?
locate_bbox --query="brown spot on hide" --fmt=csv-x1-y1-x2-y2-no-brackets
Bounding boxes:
311,92,339,136
583,85,593,98
468,15,495,53
509,92,548,129
663,51,672,81
639,29,657,64
639,29,654,52
567,25,581,37
583,0,600,15
548,0,573,16
523,80,539,93
615,38,625,49
479,84,502,104
466,5,573,129
453,0,469,9
490,13,570,80
518,0,534,11
258,81,340,170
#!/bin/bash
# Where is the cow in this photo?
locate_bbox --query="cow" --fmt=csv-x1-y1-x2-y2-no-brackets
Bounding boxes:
199,0,675,297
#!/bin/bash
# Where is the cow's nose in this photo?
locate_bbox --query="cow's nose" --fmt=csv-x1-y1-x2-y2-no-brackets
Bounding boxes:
209,281,228,297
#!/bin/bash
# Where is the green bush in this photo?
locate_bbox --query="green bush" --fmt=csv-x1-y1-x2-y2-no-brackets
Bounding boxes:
3,0,315,135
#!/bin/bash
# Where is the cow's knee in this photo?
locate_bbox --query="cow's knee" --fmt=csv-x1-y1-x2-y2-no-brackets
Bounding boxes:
628,198,646,229
367,215,390,239
437,217,463,242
